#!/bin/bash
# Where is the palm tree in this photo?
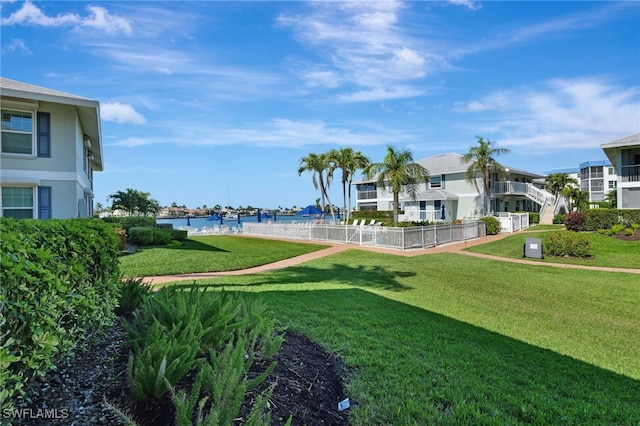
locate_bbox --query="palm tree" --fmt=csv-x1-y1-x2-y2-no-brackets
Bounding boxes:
327,147,371,223
563,186,590,212
108,188,159,216
462,136,511,216
546,173,578,197
364,145,430,225
298,152,336,221
604,188,618,209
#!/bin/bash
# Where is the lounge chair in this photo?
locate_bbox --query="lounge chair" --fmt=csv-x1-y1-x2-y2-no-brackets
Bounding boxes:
369,219,376,226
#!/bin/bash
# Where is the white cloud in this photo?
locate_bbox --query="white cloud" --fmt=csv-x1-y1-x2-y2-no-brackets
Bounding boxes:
278,1,444,102
1,1,132,35
448,0,481,11
110,137,152,147
81,5,132,35
456,78,640,150
2,38,31,54
101,102,146,124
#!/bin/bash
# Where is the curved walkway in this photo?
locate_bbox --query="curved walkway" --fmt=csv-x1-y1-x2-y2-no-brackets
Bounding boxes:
143,232,639,285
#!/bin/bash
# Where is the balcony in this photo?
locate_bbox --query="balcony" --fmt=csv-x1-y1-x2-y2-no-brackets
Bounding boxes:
621,165,640,183
492,181,529,195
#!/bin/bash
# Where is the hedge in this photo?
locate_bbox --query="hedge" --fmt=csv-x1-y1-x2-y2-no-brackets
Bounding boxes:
582,209,640,231
101,215,157,231
0,218,121,412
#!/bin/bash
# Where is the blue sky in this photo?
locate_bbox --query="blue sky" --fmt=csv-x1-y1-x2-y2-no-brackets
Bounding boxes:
2,1,639,210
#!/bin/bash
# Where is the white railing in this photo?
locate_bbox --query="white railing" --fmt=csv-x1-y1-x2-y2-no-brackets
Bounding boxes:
242,221,487,250
399,209,441,223
526,183,555,206
493,181,529,195
494,212,530,233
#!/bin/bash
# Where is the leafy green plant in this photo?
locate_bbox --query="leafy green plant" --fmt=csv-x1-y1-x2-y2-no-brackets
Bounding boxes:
624,228,635,236
480,216,501,235
128,227,154,246
632,223,640,231
167,240,182,248
543,231,591,258
552,214,565,224
116,277,153,315
608,224,624,235
528,212,540,224
152,228,172,245
172,336,277,426
0,218,120,412
127,320,201,401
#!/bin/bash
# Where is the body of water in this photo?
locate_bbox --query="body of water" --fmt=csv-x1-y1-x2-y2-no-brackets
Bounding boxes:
157,214,328,230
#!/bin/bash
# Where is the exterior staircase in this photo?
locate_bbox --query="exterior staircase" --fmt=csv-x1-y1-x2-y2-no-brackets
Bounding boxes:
524,184,569,225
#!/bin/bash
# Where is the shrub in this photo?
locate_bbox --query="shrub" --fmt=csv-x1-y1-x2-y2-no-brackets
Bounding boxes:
156,223,173,230
608,224,624,235
114,227,127,251
152,228,172,245
128,227,154,246
582,209,640,231
543,231,591,258
0,218,120,411
480,216,501,235
552,214,565,225
564,212,585,232
169,229,188,242
528,212,540,224
167,240,182,248
102,216,156,232
624,228,635,236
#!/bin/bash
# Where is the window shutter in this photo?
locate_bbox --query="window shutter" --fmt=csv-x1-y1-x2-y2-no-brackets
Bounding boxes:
37,112,51,157
441,174,445,189
38,186,52,219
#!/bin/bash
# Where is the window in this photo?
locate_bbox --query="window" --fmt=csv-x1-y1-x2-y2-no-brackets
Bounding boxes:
2,109,33,155
357,183,377,200
430,175,442,189
608,181,617,189
608,167,615,175
2,187,34,218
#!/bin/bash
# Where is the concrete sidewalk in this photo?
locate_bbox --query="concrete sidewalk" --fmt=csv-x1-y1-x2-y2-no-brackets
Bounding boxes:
143,232,639,285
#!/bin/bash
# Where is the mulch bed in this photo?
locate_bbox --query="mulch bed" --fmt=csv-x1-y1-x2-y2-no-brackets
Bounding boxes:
19,320,350,426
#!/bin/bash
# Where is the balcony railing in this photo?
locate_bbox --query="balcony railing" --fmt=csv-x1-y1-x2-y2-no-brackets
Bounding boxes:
493,181,528,195
621,165,640,182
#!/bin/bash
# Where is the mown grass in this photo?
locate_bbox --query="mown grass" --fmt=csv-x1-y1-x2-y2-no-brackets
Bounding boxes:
119,235,327,277
467,230,640,268
166,250,640,424
527,224,565,231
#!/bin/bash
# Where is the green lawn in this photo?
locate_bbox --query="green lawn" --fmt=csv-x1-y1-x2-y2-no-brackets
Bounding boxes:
166,250,640,424
468,230,640,269
119,235,328,277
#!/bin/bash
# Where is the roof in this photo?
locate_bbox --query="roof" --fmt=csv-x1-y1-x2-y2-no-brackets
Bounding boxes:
0,78,103,171
357,151,542,184
600,132,640,149
601,132,640,167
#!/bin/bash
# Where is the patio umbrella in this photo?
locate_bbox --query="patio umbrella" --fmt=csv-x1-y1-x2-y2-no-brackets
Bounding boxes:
220,214,224,225
186,216,191,226
296,205,324,216
257,208,261,223
206,213,220,221
237,213,241,224
273,211,277,222
441,204,446,220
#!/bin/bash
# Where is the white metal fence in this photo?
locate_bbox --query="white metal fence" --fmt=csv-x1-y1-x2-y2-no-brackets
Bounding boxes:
242,221,487,250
